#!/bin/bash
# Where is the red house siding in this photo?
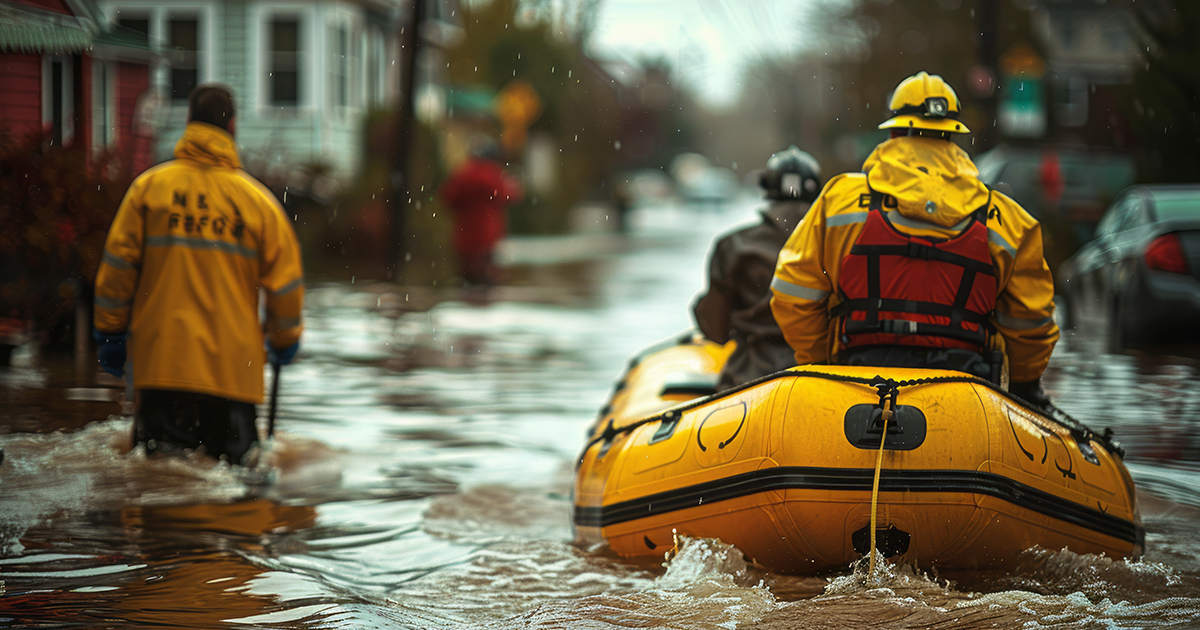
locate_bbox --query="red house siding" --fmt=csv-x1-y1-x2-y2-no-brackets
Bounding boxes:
6,0,70,14
116,62,153,172
0,54,43,138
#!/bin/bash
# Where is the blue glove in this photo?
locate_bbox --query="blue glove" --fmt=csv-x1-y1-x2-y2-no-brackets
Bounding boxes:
94,330,127,378
267,342,299,366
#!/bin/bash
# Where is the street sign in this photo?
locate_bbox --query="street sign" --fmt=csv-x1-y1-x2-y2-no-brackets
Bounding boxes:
999,43,1046,138
494,79,542,152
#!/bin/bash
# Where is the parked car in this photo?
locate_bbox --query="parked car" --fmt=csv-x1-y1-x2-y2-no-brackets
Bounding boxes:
1057,185,1200,346
974,144,1135,271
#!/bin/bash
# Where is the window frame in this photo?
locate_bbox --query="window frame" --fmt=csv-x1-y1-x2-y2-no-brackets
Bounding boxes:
101,3,215,109
324,7,362,118
252,3,315,114
268,14,303,108
41,54,75,147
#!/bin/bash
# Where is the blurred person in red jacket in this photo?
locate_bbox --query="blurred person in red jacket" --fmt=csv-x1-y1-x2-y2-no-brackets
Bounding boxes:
439,139,523,286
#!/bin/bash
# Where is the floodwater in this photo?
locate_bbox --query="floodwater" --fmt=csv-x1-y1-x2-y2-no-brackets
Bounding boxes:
2,200,1200,629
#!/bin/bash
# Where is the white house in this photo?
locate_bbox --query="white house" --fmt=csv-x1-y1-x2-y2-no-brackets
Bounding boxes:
95,0,414,188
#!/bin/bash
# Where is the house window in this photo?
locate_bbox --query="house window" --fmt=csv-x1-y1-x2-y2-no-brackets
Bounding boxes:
1055,75,1088,128
168,17,199,101
44,55,75,147
330,24,348,108
367,27,383,107
118,17,150,47
270,18,300,106
51,60,65,146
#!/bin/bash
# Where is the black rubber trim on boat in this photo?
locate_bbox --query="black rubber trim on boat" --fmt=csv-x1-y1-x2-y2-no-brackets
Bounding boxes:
582,367,1119,462
573,465,1143,545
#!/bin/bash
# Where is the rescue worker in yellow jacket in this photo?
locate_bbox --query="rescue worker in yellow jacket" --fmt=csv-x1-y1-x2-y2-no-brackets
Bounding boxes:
770,72,1058,407
93,84,304,464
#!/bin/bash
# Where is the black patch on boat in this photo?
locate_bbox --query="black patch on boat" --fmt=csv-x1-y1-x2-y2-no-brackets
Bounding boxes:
651,411,682,443
660,373,719,398
844,404,927,450
644,536,657,549
852,524,911,557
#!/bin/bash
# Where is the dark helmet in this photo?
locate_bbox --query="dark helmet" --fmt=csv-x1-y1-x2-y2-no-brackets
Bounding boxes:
759,145,821,202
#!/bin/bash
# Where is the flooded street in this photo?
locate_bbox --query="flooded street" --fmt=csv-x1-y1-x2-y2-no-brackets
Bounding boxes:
3,201,1200,629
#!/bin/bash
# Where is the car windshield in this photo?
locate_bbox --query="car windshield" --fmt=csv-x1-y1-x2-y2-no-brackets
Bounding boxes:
1151,192,1200,222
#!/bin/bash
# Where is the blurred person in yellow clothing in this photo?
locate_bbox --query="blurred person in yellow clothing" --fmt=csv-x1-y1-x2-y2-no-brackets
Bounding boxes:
93,84,305,465
770,72,1059,409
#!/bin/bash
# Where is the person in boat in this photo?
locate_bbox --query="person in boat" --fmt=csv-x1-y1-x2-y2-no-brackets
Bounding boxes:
693,146,822,391
769,71,1057,409
93,84,305,465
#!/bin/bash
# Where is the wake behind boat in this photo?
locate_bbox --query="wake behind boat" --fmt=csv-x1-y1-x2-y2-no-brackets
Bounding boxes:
573,333,1143,574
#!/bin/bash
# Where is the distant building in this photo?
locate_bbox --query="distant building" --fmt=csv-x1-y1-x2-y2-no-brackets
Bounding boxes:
1029,0,1140,144
91,0,464,188
0,0,155,169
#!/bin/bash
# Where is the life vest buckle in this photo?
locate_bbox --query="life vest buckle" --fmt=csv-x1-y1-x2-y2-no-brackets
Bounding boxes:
879,320,919,335
906,242,931,259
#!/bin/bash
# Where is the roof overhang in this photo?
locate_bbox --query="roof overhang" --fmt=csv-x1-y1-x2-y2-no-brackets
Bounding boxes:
0,1,95,54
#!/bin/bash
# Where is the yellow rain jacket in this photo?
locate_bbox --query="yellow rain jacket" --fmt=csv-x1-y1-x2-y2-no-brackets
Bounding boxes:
770,136,1058,384
94,122,304,403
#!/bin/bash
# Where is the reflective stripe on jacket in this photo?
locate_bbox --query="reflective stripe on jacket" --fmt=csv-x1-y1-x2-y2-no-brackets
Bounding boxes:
94,122,305,403
770,136,1059,383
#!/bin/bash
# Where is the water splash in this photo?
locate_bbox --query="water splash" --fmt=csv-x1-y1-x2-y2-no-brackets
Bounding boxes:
996,547,1190,604
821,554,952,600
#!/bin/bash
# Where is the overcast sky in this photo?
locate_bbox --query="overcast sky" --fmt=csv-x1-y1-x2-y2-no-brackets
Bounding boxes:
587,0,826,108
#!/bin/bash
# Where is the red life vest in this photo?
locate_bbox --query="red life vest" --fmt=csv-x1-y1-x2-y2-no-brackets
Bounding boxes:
832,189,996,352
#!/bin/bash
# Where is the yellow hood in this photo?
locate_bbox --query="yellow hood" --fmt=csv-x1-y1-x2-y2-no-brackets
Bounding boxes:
862,137,988,228
174,122,241,170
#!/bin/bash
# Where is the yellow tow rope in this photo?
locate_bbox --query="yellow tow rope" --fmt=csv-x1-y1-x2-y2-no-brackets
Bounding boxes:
868,397,892,577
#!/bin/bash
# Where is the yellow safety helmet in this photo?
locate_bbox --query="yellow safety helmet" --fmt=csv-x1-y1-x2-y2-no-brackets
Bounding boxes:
878,71,970,134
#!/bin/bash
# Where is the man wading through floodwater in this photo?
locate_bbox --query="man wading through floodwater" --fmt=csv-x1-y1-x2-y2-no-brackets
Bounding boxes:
93,84,305,465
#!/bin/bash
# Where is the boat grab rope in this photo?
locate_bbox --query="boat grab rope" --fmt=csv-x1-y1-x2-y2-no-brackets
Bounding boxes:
581,367,1124,463
868,378,898,577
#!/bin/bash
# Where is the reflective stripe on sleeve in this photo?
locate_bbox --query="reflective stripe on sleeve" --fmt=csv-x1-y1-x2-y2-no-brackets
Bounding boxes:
771,276,830,302
995,312,1053,330
275,317,302,330
272,278,304,297
145,235,258,258
95,295,132,310
101,251,137,271
988,229,1017,258
827,211,869,227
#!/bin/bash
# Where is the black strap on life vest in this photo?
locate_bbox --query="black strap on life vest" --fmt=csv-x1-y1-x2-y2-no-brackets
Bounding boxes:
832,189,995,346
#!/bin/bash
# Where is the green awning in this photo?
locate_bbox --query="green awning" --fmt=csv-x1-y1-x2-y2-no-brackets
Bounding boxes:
0,2,93,54
447,86,496,116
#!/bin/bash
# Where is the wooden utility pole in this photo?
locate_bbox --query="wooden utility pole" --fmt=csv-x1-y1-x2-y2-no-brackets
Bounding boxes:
389,0,426,278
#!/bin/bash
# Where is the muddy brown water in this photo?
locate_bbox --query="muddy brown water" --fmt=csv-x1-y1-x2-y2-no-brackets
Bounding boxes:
2,203,1199,629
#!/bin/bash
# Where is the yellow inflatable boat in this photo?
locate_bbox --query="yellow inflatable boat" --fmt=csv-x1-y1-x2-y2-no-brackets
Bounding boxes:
573,333,1143,574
